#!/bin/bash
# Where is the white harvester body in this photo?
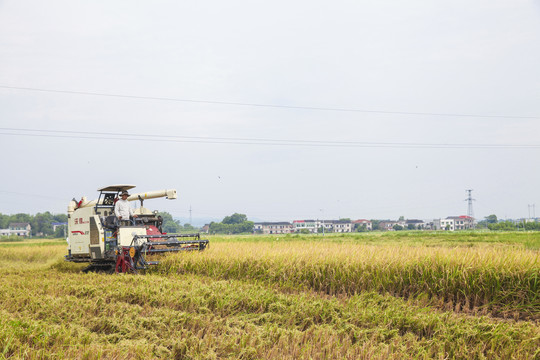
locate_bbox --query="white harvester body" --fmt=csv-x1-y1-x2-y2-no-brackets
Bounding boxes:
65,185,207,273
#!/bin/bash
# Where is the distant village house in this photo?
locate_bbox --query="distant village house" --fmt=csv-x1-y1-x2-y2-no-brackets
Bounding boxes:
352,219,372,231
291,219,355,233
201,224,210,233
0,223,32,237
433,216,474,231
293,220,318,233
253,222,294,234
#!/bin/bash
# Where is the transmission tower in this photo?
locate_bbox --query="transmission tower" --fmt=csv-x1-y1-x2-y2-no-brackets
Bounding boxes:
528,204,536,219
465,189,475,219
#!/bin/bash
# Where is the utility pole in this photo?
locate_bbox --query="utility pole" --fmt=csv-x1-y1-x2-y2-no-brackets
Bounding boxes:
189,205,192,225
465,189,475,229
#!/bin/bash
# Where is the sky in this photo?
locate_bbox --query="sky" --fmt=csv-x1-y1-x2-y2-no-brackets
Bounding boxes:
0,0,539,224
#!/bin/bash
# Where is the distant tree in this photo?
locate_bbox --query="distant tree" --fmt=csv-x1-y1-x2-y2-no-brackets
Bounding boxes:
356,224,368,232
53,214,68,223
393,224,404,231
1,212,74,238
371,220,381,231
33,212,54,236
10,213,32,224
0,214,8,229
159,212,181,233
209,214,253,234
339,218,351,222
485,214,498,224
54,225,66,238
222,213,248,224
183,223,196,231
407,224,416,230
488,220,516,231
524,221,540,230
398,216,405,221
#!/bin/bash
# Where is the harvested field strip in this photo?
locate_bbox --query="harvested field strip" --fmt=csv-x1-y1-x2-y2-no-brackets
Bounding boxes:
157,242,540,319
0,270,539,359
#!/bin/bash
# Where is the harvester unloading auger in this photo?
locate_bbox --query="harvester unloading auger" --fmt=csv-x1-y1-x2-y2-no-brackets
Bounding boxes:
64,185,208,273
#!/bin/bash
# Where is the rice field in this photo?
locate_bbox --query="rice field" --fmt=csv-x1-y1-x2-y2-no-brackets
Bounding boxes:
0,232,539,359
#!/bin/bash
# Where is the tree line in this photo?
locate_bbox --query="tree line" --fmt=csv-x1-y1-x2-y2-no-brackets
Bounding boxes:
0,212,68,237
0,211,195,238
479,214,540,231
2,211,537,238
208,213,254,234
158,212,198,233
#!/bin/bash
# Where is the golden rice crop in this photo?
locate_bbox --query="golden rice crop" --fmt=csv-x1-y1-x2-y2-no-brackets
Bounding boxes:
0,244,66,270
157,241,540,319
1,234,539,359
0,269,538,359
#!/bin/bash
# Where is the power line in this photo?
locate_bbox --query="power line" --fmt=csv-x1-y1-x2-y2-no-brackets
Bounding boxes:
1,84,539,119
5,126,540,147
0,127,419,145
1,128,540,149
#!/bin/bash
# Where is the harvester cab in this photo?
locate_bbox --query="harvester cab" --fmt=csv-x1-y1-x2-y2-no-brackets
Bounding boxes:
65,185,208,273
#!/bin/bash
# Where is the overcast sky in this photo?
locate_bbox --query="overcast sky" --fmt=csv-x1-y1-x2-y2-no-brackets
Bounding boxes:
1,1,539,223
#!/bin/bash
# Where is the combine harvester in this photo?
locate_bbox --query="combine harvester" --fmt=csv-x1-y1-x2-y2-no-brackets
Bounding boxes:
65,185,208,273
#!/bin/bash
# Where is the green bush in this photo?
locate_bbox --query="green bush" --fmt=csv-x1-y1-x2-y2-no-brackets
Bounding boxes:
0,235,23,242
